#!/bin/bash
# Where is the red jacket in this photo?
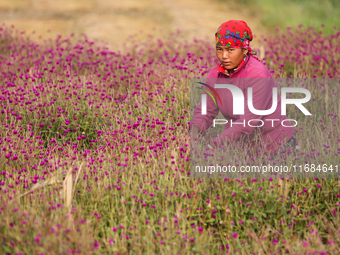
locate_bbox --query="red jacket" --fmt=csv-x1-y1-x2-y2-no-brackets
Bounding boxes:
190,55,295,154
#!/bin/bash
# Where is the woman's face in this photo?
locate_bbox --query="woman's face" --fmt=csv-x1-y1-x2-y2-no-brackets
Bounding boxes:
216,45,248,71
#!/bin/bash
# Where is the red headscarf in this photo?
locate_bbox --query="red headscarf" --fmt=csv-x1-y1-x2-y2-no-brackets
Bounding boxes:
215,20,260,62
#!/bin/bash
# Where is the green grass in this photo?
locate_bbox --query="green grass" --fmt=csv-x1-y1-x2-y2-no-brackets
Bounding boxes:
217,0,340,35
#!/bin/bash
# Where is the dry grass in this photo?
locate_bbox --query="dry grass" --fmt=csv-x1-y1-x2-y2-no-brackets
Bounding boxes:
14,163,84,212
0,0,266,50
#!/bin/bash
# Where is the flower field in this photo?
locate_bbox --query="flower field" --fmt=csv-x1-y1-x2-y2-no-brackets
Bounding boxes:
1,24,340,254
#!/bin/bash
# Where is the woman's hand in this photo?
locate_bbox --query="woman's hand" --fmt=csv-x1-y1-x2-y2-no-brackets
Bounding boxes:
190,125,201,141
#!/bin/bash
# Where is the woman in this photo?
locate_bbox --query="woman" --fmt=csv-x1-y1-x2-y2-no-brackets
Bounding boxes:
190,20,296,155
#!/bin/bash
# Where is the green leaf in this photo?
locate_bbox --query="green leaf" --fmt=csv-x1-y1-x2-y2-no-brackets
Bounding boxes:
205,218,215,223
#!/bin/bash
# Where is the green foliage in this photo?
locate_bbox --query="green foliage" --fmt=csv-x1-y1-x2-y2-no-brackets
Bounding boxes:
218,0,340,35
16,101,109,149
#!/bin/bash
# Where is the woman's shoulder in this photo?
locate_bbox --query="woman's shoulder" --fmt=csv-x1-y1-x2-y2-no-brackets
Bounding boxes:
206,64,220,78
244,56,272,78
